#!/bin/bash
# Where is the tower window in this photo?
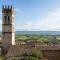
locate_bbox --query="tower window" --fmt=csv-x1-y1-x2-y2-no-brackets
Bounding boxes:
8,16,10,24
4,16,6,23
4,16,10,24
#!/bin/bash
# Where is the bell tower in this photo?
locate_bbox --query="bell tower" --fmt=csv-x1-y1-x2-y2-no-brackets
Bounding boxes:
2,2,15,45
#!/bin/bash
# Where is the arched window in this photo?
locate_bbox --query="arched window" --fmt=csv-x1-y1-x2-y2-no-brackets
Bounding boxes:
8,16,10,24
4,15,10,24
4,16,7,23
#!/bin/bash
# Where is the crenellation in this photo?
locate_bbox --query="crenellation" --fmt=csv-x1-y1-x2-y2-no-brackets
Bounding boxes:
2,5,13,13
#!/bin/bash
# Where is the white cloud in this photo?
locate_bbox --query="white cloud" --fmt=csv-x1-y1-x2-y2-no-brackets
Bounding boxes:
15,8,60,31
0,21,2,24
15,22,34,30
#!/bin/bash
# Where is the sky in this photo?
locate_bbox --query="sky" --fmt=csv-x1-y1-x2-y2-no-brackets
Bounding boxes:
0,0,60,31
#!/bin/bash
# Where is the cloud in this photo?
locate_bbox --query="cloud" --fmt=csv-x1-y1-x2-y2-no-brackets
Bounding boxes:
0,21,2,24
15,22,34,30
15,8,60,31
37,8,60,31
34,8,60,31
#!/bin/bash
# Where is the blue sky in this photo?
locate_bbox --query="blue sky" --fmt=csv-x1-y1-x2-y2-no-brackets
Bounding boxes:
0,0,60,31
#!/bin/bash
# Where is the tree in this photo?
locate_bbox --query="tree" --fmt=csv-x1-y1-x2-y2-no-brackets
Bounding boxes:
48,36,59,44
0,55,5,60
21,50,42,60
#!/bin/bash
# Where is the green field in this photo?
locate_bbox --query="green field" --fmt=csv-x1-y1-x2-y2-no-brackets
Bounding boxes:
16,34,60,44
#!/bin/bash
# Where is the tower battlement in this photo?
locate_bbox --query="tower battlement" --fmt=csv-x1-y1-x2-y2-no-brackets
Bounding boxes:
2,5,13,9
2,5,14,12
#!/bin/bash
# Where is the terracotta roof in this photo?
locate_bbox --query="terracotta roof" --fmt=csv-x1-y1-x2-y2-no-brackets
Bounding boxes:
37,45,60,50
5,42,60,59
6,44,35,58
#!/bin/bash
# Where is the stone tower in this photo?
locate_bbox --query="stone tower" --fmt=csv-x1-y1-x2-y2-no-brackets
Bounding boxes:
2,5,15,45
